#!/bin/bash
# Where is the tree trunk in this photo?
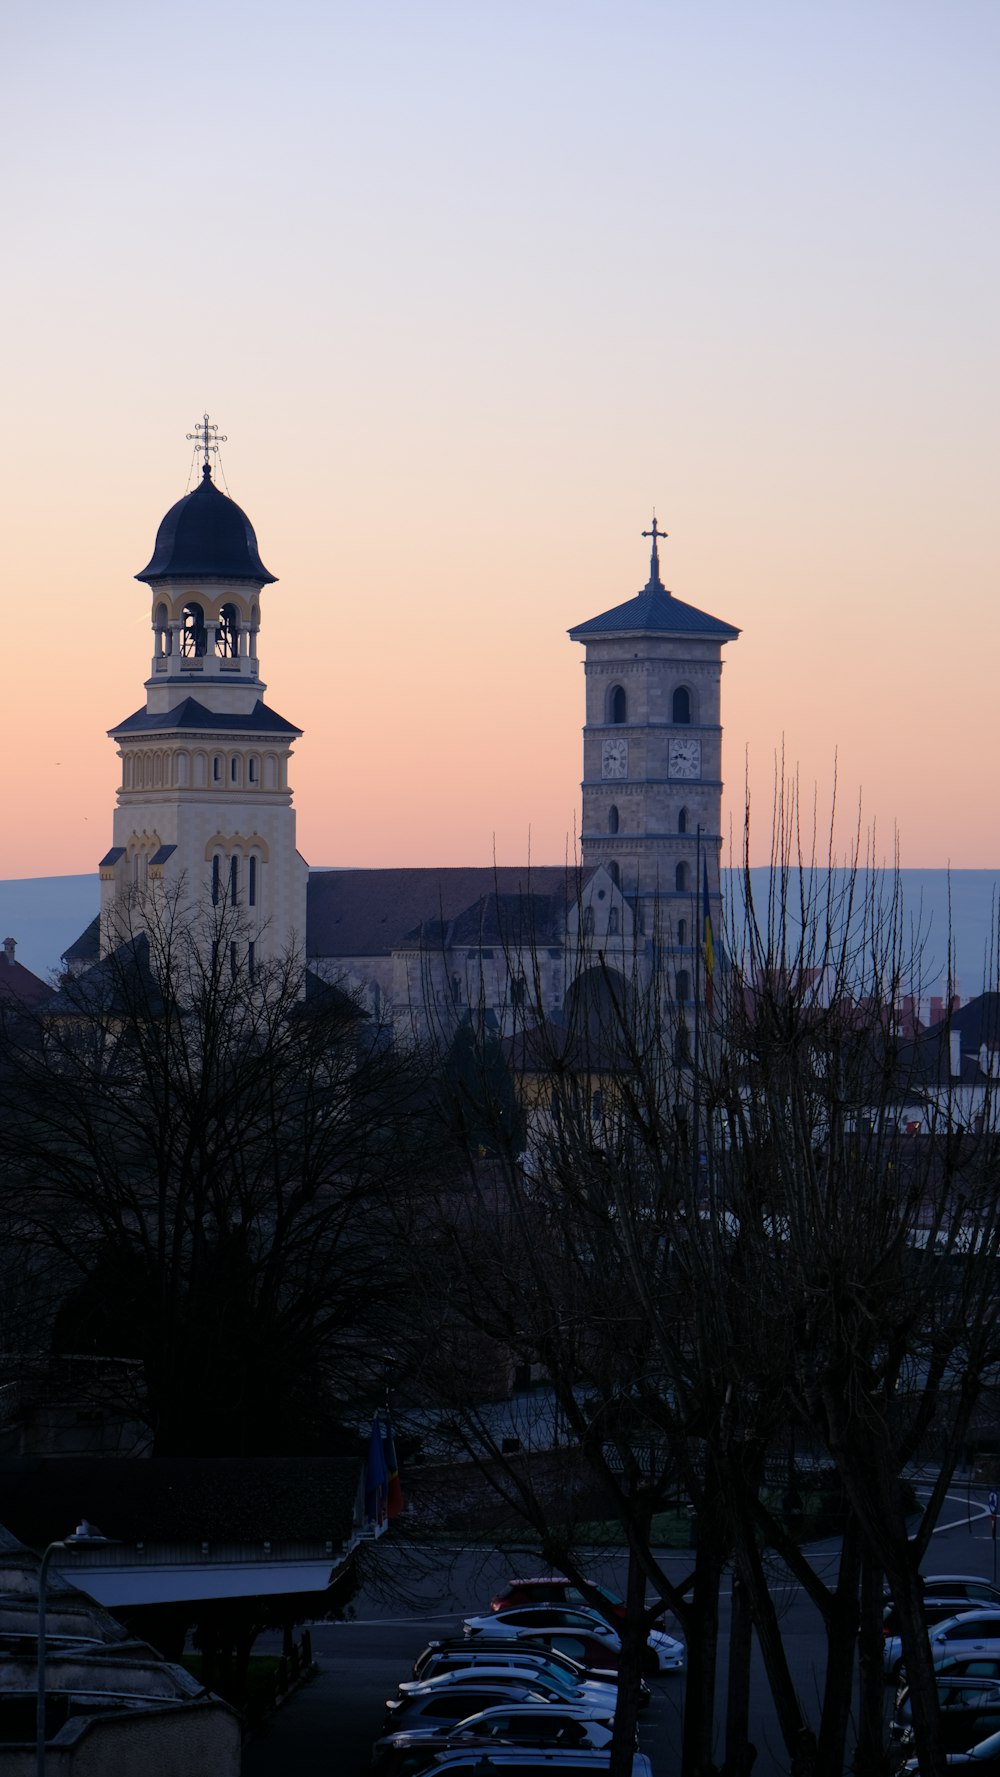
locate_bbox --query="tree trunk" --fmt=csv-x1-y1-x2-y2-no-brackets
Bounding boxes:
815,1513,861,1777
853,1545,887,1777
682,1508,724,1777
611,1535,651,1777
724,1570,753,1775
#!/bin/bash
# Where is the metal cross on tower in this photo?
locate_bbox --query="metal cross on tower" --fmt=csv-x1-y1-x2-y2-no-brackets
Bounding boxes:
642,512,668,589
186,413,227,475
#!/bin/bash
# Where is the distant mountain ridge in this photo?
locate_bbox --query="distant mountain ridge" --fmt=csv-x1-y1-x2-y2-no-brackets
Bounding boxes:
1,869,998,1000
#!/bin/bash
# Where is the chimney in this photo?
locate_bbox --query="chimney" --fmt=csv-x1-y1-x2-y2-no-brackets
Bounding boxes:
2,938,15,967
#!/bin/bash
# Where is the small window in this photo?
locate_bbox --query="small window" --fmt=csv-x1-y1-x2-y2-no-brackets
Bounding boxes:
608,861,620,888
230,757,239,784
608,804,619,834
672,686,692,723
211,855,221,906
608,908,620,936
229,940,238,980
678,807,688,834
675,861,689,892
229,856,238,906
511,975,526,1010
213,756,222,783
609,685,627,724
248,940,255,979
248,856,257,908
248,758,257,784
676,969,691,1001
678,918,687,946
583,907,595,937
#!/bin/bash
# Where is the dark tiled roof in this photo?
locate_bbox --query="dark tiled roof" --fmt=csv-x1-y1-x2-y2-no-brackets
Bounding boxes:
109,697,301,738
406,890,573,948
148,844,177,867
99,847,126,868
0,1455,358,1547
136,465,277,584
44,933,165,1019
569,586,740,640
63,915,100,966
0,954,51,1009
307,867,584,959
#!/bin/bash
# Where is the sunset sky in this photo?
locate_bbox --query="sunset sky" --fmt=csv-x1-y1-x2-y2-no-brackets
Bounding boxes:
3,1,997,880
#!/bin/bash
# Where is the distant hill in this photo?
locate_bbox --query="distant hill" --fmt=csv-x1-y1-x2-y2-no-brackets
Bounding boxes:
1,867,998,998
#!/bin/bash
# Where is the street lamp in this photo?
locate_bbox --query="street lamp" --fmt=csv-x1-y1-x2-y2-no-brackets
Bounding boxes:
37,1520,111,1777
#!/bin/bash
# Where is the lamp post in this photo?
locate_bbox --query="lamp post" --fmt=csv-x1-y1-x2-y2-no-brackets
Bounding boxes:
37,1520,111,1777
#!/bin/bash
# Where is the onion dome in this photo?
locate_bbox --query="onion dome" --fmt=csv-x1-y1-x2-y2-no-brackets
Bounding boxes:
136,463,277,584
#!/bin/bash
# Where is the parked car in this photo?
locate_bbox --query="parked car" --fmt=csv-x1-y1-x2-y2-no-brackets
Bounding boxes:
379,1753,653,1777
899,1725,1000,1776
464,1607,685,1676
489,1577,629,1621
410,1642,628,1703
923,1578,1000,1608
373,1698,620,1765
385,1680,560,1735
399,1659,619,1712
892,1677,1000,1754
884,1605,1000,1680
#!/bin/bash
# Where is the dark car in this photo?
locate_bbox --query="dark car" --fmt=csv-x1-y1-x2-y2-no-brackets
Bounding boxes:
892,1677,1000,1755
900,1725,1000,1775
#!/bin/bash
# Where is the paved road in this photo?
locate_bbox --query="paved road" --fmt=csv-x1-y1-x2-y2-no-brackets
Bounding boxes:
242,1496,999,1776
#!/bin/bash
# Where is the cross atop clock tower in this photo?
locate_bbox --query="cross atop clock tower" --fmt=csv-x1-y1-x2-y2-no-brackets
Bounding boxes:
568,520,740,970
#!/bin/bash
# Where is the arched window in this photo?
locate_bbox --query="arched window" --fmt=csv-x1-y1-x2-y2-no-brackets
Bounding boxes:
676,969,691,1001
230,756,239,785
229,856,239,906
211,855,221,906
672,686,692,724
609,685,627,724
216,603,239,658
675,861,689,892
677,918,687,946
678,807,688,834
583,906,595,937
154,603,169,657
608,804,619,834
213,756,222,784
248,757,258,785
609,860,621,887
181,602,207,658
608,907,620,936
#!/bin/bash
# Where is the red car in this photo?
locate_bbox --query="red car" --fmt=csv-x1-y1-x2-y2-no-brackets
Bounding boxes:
489,1577,627,1621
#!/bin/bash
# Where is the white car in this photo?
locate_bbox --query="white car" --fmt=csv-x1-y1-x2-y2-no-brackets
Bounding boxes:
463,1604,686,1674
884,1609,1000,1681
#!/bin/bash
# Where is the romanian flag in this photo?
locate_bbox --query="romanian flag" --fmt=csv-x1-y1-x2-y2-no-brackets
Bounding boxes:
384,1421,404,1520
702,858,715,1017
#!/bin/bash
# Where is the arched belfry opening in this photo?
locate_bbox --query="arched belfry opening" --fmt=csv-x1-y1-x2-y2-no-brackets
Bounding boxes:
181,602,207,657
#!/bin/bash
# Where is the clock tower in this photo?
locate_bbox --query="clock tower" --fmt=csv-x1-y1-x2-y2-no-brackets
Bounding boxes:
569,520,739,986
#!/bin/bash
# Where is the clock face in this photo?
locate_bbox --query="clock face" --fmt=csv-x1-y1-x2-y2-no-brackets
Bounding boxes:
602,736,628,779
669,737,701,779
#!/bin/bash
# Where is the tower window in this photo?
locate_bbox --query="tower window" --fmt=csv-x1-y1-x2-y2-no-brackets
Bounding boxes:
608,907,620,936
213,756,222,783
180,602,207,658
217,603,239,658
211,855,221,906
672,686,692,724
230,757,239,784
678,918,687,946
609,685,627,724
608,804,619,834
248,757,257,784
248,855,257,908
675,861,690,892
583,906,595,937
248,940,256,979
608,860,621,887
678,807,688,834
230,940,238,980
676,969,691,1001
229,856,239,906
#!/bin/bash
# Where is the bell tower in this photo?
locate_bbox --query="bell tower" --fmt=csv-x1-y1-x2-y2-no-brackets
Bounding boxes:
569,519,740,994
99,419,308,967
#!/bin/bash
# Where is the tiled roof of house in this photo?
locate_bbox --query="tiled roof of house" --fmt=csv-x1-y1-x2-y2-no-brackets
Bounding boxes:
0,940,51,1009
307,867,585,959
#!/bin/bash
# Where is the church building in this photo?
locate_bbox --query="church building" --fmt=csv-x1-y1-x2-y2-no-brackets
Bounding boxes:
78,431,740,1036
